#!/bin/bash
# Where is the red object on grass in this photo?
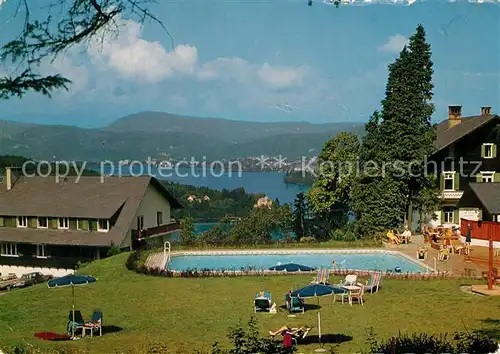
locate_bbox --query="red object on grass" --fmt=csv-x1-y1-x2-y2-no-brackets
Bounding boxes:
283,333,293,348
34,332,71,341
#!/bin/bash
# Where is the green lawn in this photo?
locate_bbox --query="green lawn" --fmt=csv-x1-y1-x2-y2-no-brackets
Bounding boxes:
1,253,500,354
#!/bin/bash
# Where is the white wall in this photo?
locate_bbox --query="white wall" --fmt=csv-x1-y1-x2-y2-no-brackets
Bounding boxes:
459,208,481,223
0,264,73,278
133,184,172,230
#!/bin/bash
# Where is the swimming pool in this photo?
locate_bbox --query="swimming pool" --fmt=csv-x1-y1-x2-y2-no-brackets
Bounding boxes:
167,250,428,273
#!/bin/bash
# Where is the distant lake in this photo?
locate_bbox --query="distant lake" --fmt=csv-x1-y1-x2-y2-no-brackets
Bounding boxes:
91,164,309,204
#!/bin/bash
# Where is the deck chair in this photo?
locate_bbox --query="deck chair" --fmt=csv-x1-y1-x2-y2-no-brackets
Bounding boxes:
317,268,329,284
311,268,326,284
254,291,272,312
348,283,365,306
339,274,357,287
365,272,382,293
67,310,84,334
83,311,103,337
288,327,311,345
288,296,304,314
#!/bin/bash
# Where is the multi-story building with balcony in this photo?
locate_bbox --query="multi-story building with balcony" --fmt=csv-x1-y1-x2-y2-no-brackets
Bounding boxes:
429,105,500,227
0,169,182,276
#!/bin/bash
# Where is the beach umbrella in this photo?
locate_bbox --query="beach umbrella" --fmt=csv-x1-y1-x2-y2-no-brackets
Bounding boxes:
291,283,345,298
269,263,315,272
47,274,97,337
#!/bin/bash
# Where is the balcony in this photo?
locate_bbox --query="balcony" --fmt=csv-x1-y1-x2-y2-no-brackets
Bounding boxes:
132,222,181,241
440,190,464,200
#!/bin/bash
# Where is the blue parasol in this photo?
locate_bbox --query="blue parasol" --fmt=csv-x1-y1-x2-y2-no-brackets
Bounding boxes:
47,275,97,338
291,283,345,298
269,263,316,272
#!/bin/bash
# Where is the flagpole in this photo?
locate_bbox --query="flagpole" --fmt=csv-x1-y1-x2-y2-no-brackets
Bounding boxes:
72,285,75,338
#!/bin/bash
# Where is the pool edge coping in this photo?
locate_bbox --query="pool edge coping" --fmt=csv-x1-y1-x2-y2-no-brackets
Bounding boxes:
166,248,434,273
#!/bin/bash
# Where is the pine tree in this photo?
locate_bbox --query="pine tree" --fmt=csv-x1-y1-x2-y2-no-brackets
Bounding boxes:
352,24,439,236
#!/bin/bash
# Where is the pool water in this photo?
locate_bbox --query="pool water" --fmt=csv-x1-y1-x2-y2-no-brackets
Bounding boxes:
167,252,427,273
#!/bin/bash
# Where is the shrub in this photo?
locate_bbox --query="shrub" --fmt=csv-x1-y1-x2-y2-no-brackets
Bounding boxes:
300,236,316,243
366,329,498,354
210,317,296,353
106,243,121,257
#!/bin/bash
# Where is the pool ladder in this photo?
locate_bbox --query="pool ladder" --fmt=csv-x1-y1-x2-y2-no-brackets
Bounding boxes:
163,241,171,269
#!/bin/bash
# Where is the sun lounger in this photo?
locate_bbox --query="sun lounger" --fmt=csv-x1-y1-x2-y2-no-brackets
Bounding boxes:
310,268,329,284
254,291,272,312
288,326,311,345
77,311,103,337
365,272,382,293
67,310,84,334
339,274,357,287
287,296,304,314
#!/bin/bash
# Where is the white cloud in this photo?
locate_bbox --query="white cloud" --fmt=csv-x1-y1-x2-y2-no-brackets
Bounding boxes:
257,64,307,89
88,19,198,83
41,56,90,94
379,34,409,53
85,19,307,90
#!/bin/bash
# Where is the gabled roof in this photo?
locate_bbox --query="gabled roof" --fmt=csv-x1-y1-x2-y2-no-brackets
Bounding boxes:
0,175,182,247
0,175,181,217
434,114,499,153
469,182,500,215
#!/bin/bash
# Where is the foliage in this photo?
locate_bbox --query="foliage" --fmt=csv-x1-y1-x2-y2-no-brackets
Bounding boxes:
228,204,293,245
307,132,360,223
180,216,196,245
283,171,315,185
211,317,296,354
292,192,313,239
106,243,121,257
351,24,438,237
366,329,498,354
197,204,293,246
165,182,262,221
1,0,168,100
330,227,356,242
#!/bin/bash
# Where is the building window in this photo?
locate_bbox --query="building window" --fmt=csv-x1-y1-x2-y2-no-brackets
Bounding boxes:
37,217,48,228
481,172,495,183
97,219,109,232
443,172,455,191
36,244,48,258
17,216,28,228
137,216,144,230
443,207,455,224
58,217,69,229
0,243,18,257
483,143,494,159
156,211,163,226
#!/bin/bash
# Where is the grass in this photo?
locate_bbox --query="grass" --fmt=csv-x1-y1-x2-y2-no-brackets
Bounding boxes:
1,252,500,354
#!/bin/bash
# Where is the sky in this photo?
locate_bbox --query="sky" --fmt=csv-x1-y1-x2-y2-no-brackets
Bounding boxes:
0,0,499,128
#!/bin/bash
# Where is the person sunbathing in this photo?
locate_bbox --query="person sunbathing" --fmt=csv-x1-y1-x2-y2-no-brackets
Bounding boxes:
269,325,310,337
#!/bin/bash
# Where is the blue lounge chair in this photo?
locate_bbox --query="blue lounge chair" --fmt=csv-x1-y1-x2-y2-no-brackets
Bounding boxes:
287,296,305,314
67,310,84,334
254,291,272,312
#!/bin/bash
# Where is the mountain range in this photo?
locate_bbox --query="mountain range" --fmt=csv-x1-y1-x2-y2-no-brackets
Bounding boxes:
0,111,365,161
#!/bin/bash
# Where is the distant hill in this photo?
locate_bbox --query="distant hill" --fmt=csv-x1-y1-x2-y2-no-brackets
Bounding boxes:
0,112,365,160
106,111,364,143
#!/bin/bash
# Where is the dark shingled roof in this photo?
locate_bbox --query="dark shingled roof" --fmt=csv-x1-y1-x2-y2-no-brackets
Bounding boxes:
469,182,500,215
434,114,499,153
0,175,182,246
